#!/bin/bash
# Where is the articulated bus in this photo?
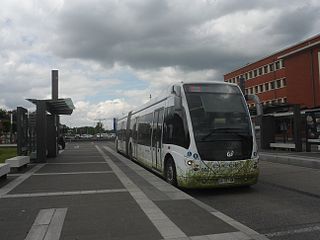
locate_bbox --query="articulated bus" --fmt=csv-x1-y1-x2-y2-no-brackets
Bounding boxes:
115,81,259,188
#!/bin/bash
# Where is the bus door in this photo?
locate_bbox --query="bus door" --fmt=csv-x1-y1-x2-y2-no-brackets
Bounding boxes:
151,108,164,170
132,117,138,158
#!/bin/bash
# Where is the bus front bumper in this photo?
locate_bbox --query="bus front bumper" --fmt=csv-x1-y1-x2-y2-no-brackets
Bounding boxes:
177,172,259,189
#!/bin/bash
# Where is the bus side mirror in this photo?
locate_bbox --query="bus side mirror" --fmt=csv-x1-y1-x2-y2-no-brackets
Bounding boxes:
171,85,181,97
174,96,182,111
246,94,263,116
170,85,182,111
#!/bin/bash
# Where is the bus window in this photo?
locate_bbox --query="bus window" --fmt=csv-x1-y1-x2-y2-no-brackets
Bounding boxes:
163,107,190,148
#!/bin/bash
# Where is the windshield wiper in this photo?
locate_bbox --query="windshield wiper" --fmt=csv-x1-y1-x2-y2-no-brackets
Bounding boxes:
201,127,247,141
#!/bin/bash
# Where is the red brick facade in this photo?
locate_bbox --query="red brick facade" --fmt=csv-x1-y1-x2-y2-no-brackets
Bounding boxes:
224,34,320,109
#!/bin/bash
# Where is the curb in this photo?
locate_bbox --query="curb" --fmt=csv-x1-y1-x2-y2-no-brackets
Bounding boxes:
260,153,320,169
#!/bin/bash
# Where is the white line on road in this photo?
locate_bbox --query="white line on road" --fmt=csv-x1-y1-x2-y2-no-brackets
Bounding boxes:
33,171,113,176
45,162,107,165
2,189,128,198
25,208,67,240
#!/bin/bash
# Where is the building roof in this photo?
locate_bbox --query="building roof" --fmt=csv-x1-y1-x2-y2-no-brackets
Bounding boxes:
27,98,75,115
224,33,320,75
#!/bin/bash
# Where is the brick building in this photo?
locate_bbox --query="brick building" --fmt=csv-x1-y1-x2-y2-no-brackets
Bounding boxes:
224,34,320,110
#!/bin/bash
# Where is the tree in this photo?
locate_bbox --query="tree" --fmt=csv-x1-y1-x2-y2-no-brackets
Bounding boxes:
0,108,7,119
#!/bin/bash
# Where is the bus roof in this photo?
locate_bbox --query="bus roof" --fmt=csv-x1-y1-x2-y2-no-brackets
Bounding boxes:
117,81,239,120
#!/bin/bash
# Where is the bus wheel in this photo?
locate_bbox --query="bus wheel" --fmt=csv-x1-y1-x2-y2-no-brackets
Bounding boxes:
165,158,177,186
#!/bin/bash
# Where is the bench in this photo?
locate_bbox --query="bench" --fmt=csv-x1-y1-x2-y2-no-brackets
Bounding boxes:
270,142,296,150
5,156,30,169
0,163,10,179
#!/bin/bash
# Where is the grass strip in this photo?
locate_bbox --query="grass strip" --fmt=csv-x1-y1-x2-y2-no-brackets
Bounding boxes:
0,147,17,163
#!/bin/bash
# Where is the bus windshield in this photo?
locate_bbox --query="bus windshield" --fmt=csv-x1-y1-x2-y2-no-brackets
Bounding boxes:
184,84,253,161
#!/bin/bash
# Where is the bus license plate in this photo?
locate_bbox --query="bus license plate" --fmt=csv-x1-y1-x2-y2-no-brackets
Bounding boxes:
218,178,234,184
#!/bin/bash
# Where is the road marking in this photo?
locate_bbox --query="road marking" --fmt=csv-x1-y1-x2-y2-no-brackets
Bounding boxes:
46,162,107,165
96,145,187,239
25,208,67,240
33,171,113,176
2,189,127,198
265,225,320,238
0,164,45,197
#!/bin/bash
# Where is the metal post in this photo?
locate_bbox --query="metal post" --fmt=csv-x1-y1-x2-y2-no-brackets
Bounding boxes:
9,112,13,143
36,101,47,162
239,76,245,95
17,107,28,155
293,105,302,152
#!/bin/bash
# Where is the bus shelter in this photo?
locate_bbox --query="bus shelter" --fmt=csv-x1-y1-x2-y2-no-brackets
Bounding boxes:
16,70,74,162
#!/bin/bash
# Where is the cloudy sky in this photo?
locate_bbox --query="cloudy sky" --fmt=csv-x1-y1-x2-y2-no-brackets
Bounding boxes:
1,0,319,128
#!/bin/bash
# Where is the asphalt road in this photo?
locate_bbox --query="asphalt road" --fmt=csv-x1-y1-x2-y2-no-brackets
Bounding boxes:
184,161,320,240
105,142,320,240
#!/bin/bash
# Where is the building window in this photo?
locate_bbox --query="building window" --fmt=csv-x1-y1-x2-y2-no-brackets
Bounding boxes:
264,65,268,74
254,69,258,77
259,85,263,92
283,97,287,103
245,73,248,80
255,86,259,93
250,87,254,94
249,71,252,79
280,59,284,68
259,67,263,75
265,82,269,91
275,61,280,70
245,89,248,95
276,79,281,88
270,81,275,90
269,63,274,72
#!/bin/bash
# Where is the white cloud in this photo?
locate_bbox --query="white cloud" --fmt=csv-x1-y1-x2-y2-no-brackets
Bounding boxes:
61,98,133,128
1,0,319,127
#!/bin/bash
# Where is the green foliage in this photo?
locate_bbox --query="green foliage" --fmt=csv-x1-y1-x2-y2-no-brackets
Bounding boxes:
0,147,17,163
0,109,7,119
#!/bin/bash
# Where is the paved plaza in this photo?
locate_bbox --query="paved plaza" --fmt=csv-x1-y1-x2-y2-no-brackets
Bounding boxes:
0,142,271,240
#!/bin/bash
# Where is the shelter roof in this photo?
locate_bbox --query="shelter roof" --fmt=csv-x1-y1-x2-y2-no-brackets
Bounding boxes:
27,98,75,115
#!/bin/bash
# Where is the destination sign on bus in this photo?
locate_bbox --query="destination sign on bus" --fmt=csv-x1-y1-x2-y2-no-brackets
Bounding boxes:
184,84,240,94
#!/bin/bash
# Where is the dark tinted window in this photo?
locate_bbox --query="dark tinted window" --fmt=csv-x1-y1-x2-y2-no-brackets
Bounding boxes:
163,107,190,148
137,113,152,146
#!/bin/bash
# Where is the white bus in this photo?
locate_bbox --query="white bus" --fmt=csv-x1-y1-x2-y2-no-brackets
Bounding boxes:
115,81,259,188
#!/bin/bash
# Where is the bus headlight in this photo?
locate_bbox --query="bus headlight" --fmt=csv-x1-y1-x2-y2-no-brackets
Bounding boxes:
187,160,193,166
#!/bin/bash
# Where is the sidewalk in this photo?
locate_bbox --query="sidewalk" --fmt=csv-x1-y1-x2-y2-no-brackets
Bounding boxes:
0,142,269,240
260,150,320,169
